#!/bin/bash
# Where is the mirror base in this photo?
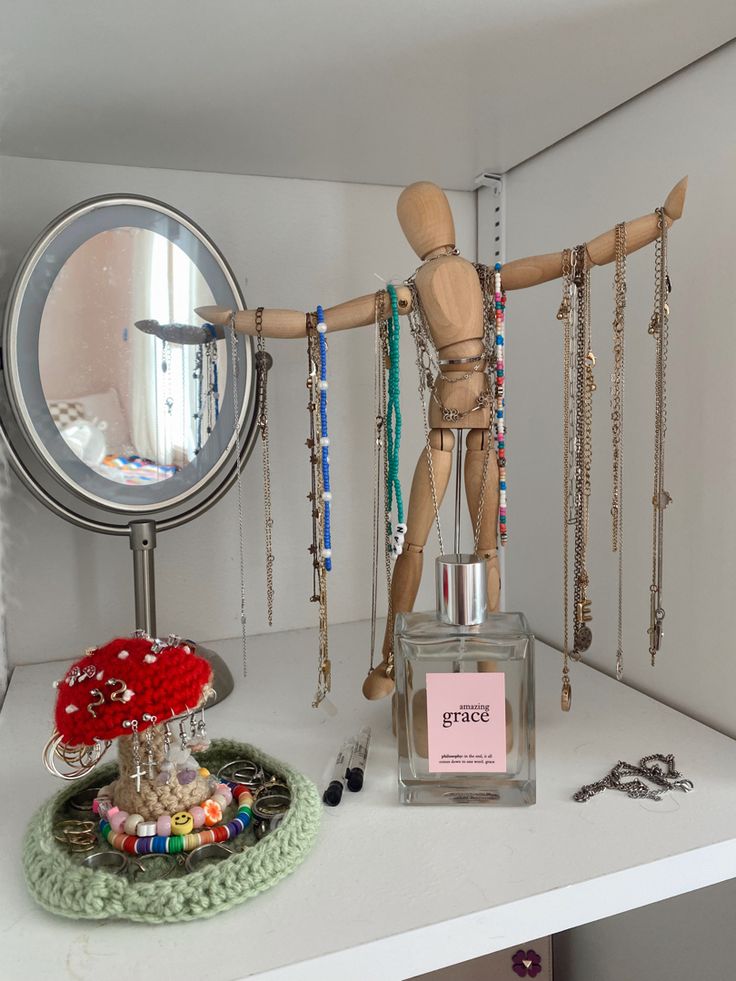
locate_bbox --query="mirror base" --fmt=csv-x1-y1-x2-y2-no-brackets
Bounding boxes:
192,642,235,707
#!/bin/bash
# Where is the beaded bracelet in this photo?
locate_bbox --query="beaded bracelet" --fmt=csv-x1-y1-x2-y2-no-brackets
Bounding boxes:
98,781,253,855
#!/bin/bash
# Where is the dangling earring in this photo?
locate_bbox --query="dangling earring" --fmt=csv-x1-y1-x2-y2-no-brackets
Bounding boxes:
156,720,174,784
123,719,144,793
179,715,189,752
142,714,157,777
196,704,210,751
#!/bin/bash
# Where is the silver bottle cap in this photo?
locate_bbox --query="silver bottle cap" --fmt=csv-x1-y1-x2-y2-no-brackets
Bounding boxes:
435,553,487,625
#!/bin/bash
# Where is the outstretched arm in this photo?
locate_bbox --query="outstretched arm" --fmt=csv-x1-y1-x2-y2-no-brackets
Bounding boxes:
500,177,688,292
196,285,413,339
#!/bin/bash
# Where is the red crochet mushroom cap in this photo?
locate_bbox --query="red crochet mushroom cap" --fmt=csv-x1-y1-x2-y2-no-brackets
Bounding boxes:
54,636,213,746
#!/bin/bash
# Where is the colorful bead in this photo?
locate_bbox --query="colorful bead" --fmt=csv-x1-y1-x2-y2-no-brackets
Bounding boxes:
137,821,157,837
109,809,128,833
156,813,171,837
203,799,222,826
171,811,194,835
198,767,210,778
124,813,143,835
190,804,205,829
215,783,233,805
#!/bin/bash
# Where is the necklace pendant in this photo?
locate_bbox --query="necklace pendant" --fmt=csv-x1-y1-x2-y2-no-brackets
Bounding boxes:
574,624,592,653
576,597,592,624
561,677,572,712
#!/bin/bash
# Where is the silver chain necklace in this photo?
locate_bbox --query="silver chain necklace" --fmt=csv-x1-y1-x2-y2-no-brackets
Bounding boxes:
574,754,693,802
406,268,498,555
229,318,248,677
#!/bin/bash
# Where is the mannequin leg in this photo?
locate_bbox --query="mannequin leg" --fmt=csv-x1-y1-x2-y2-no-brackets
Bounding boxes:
465,429,500,611
465,429,513,750
362,429,455,700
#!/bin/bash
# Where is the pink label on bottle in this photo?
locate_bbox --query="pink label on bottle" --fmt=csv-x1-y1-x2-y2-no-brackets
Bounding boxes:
426,672,507,773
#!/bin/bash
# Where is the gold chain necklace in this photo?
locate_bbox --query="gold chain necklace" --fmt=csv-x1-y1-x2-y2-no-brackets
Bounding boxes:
647,208,672,665
254,308,275,627
572,245,595,659
610,225,627,679
558,248,574,710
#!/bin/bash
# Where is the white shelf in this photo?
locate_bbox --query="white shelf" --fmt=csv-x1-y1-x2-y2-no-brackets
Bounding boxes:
2,620,736,980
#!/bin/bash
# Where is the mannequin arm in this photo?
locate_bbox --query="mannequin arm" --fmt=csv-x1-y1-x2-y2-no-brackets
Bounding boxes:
195,285,413,339
500,176,688,292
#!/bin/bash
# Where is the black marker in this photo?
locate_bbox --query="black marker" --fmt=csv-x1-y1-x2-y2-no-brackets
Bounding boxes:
323,738,353,806
347,726,372,792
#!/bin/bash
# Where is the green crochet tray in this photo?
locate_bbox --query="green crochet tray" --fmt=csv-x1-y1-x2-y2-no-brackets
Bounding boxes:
23,738,321,923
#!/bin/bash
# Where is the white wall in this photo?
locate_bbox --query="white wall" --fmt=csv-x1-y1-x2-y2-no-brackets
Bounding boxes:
0,155,476,667
505,43,736,737
505,42,736,981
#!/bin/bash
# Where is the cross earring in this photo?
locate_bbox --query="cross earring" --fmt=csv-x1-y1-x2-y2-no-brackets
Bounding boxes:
123,719,144,793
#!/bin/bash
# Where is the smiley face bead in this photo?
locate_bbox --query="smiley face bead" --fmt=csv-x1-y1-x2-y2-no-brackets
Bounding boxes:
171,811,194,835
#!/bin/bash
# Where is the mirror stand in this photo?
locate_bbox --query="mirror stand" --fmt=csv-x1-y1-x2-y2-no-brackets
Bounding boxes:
129,520,234,706
130,521,157,635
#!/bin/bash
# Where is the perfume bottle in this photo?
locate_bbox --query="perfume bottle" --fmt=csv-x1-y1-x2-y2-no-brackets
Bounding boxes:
395,553,535,805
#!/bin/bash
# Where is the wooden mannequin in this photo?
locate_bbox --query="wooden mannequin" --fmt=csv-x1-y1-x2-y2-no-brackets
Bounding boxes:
198,176,688,700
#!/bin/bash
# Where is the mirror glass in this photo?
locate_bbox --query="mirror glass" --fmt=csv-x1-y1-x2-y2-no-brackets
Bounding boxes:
2,196,254,526
39,227,227,485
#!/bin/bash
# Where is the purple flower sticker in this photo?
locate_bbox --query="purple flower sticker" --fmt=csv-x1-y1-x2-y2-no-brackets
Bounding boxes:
512,948,542,978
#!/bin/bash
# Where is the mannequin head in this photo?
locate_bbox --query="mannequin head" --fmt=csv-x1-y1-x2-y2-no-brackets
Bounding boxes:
397,181,456,260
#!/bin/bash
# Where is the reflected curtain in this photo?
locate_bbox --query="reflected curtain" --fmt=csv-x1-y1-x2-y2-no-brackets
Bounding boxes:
130,234,199,466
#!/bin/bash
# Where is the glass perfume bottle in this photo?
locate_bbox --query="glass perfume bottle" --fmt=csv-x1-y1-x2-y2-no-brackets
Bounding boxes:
395,553,535,805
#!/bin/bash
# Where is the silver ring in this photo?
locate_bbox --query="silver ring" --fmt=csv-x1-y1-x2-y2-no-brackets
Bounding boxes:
81,851,128,874
253,781,291,819
184,842,233,874
67,787,101,813
217,758,265,788
127,853,179,881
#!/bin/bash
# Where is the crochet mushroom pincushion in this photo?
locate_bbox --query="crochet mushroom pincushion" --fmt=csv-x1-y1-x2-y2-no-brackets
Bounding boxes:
54,635,212,746
46,635,216,821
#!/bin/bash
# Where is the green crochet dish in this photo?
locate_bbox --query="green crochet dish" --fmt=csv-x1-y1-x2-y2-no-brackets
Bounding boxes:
23,738,321,923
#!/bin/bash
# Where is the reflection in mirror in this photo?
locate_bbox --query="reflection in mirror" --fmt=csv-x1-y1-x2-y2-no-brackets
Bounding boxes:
39,227,229,486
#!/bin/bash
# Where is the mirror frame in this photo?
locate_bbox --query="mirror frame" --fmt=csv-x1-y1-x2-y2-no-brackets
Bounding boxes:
0,193,258,534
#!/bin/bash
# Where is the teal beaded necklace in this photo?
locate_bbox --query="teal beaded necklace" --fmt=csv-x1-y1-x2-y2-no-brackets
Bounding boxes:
385,285,405,549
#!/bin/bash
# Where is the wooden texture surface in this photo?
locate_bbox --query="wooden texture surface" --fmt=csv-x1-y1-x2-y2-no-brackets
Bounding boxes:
397,180,457,260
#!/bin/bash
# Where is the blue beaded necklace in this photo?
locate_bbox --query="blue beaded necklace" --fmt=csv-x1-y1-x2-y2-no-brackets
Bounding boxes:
315,306,332,571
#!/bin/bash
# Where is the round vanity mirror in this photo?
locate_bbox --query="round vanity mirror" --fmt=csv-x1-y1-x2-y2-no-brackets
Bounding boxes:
0,194,256,533
0,195,259,702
